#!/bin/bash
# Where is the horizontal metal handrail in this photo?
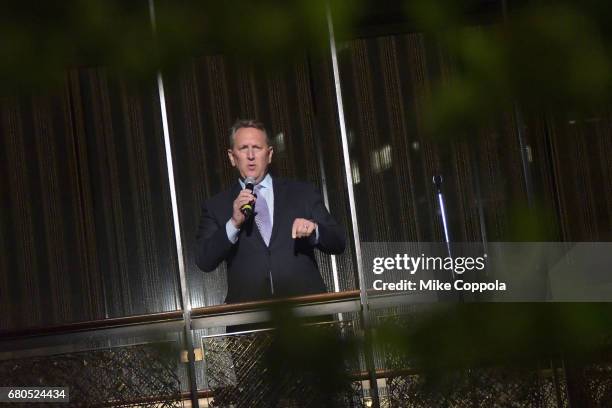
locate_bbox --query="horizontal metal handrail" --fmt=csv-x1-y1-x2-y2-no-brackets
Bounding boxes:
0,290,363,341
0,289,439,341
191,289,361,317
190,290,364,329
0,310,185,340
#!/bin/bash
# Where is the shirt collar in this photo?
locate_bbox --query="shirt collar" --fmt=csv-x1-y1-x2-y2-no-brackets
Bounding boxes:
239,173,273,190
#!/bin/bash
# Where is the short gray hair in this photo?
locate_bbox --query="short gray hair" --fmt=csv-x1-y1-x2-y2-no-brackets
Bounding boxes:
229,119,270,147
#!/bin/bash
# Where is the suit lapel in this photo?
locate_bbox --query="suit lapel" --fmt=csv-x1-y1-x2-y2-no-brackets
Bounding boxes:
269,176,286,245
230,182,242,199
225,182,242,220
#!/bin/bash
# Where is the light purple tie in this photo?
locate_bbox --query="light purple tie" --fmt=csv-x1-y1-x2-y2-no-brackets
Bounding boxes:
254,184,272,246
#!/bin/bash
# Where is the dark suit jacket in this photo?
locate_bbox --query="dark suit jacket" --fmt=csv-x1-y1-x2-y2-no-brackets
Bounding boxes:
195,177,346,303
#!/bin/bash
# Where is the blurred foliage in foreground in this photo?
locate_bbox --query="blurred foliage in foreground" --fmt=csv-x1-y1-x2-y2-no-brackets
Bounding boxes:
3,1,610,395
0,0,361,92
406,0,612,138
3,0,611,113
264,303,612,375
378,303,612,369
257,303,612,405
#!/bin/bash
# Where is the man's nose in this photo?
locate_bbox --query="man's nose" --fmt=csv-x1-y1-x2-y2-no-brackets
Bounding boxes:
247,148,255,159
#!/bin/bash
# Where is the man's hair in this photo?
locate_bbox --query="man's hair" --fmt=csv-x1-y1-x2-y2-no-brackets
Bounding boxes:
229,119,270,147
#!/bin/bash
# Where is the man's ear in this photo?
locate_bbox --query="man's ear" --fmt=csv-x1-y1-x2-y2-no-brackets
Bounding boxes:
267,146,274,164
227,149,236,167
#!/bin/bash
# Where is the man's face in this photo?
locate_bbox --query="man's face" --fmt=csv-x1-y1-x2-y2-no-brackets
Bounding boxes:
227,127,273,183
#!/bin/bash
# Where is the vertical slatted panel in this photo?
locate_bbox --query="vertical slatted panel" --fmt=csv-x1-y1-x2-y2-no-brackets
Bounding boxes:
0,68,183,331
69,68,181,317
0,84,106,330
339,34,442,242
545,114,612,241
1,96,44,329
337,32,541,243
309,55,360,293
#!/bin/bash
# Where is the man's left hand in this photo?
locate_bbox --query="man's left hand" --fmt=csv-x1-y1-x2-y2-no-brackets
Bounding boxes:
292,218,317,239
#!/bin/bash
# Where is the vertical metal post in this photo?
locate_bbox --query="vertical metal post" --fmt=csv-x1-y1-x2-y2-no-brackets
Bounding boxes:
433,175,459,284
313,126,341,294
551,359,564,408
433,176,452,258
326,4,380,407
469,154,489,274
514,105,536,208
147,1,199,407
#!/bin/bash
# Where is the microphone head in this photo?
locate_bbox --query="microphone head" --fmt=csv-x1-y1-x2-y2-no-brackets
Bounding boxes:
241,176,257,217
244,177,256,190
432,175,443,190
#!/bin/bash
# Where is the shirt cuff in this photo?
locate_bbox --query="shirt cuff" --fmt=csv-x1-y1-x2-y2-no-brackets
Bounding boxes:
225,219,240,244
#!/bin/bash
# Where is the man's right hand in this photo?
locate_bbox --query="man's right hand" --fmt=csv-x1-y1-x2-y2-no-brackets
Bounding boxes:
231,189,256,228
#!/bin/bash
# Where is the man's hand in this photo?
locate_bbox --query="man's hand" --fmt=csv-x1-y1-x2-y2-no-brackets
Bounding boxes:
231,190,256,228
292,218,317,239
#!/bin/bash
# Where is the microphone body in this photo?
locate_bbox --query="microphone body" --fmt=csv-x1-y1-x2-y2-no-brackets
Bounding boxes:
240,177,256,217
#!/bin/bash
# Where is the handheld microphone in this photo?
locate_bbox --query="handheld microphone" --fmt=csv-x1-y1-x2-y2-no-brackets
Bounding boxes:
240,177,257,217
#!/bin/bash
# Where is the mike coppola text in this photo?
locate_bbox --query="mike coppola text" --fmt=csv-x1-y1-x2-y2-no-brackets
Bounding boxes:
371,253,507,293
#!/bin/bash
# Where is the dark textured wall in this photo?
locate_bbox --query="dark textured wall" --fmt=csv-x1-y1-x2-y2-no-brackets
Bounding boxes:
0,83,105,330
337,33,536,243
0,70,182,330
335,32,612,244
1,31,610,331
544,114,612,241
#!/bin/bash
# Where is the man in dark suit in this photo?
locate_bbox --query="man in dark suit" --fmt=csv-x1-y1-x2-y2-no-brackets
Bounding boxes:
195,119,346,304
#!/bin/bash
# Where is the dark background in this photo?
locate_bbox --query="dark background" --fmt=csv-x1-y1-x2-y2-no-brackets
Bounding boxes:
1,0,611,331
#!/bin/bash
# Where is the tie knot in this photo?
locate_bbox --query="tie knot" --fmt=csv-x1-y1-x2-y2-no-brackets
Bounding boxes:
254,184,263,193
